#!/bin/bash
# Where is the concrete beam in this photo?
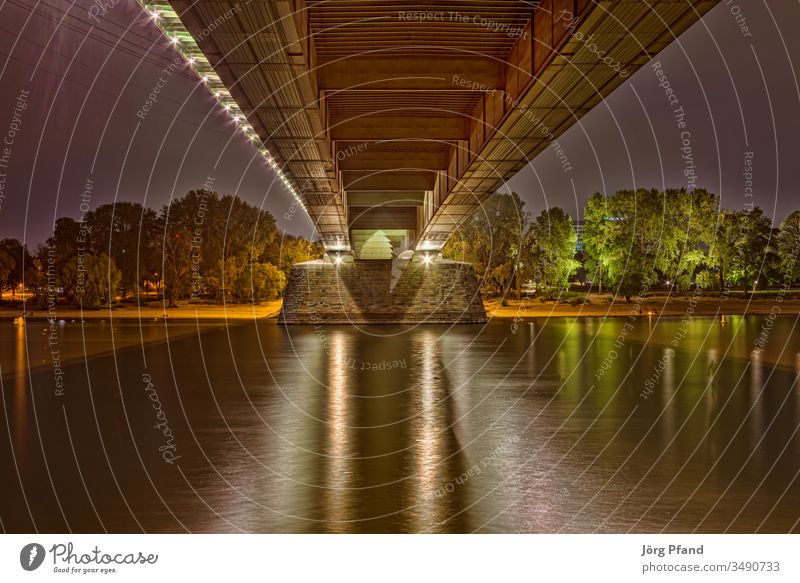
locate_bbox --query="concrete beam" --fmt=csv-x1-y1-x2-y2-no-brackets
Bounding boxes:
318,56,505,91
342,170,437,191
347,191,426,207
330,115,469,141
336,143,450,171
348,206,418,231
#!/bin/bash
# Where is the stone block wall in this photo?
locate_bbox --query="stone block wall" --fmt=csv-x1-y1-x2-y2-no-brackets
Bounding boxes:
278,259,487,324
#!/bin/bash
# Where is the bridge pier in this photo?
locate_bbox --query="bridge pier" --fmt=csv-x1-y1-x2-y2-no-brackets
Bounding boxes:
278,257,487,325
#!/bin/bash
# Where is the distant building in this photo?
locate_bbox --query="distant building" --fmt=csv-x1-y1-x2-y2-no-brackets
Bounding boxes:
574,220,584,253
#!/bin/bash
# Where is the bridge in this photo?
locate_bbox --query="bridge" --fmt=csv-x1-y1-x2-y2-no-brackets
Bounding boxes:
140,0,718,324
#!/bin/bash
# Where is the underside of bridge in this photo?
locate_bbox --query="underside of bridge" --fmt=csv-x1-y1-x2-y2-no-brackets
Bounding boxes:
146,0,718,324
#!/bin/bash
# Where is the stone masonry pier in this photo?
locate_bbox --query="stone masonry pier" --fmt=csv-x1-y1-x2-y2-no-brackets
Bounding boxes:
278,260,487,325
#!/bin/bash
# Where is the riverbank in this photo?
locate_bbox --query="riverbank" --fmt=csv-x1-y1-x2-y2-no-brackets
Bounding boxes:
0,300,284,376
4,294,799,322
485,293,800,318
0,300,283,321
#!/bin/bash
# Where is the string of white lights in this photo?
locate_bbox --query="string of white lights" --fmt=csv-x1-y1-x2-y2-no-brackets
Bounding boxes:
135,1,308,214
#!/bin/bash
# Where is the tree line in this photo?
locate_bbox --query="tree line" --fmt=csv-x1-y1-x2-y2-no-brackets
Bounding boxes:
0,190,323,308
4,187,798,308
444,189,800,300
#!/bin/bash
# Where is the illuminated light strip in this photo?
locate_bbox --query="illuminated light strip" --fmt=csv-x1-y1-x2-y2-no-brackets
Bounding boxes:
135,0,309,214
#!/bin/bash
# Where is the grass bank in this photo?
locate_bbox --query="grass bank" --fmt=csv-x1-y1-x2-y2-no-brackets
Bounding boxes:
486,292,800,319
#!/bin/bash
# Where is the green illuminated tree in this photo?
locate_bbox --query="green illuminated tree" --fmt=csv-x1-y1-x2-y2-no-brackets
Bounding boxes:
528,207,578,298
653,188,719,292
777,211,800,284
583,188,722,299
711,208,774,291
733,208,775,291
582,192,608,293
582,190,662,302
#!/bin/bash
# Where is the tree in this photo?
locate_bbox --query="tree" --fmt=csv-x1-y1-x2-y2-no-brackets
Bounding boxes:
711,208,774,291
210,194,277,298
582,192,609,293
221,255,244,301
777,211,800,284
709,209,743,291
61,254,121,308
86,202,159,297
582,188,724,300
154,190,292,306
162,191,280,301
610,190,661,301
443,192,530,296
157,190,216,303
236,262,286,302
259,263,286,299
0,239,34,299
527,207,579,298
732,208,775,291
0,249,14,299
43,217,82,287
220,256,285,302
220,194,277,260
272,234,324,280
654,188,719,293
582,190,663,302
694,269,717,291
158,226,195,309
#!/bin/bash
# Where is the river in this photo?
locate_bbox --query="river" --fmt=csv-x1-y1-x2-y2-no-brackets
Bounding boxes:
1,315,799,533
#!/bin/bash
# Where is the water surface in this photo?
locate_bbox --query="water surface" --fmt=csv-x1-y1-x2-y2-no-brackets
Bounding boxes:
1,315,799,533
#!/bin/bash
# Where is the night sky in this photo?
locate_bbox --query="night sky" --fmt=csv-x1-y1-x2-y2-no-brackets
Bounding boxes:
0,0,798,248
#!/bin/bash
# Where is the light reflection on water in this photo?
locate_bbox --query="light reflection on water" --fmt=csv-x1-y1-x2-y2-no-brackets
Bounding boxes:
324,331,350,529
13,319,28,461
410,331,441,532
0,315,799,533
